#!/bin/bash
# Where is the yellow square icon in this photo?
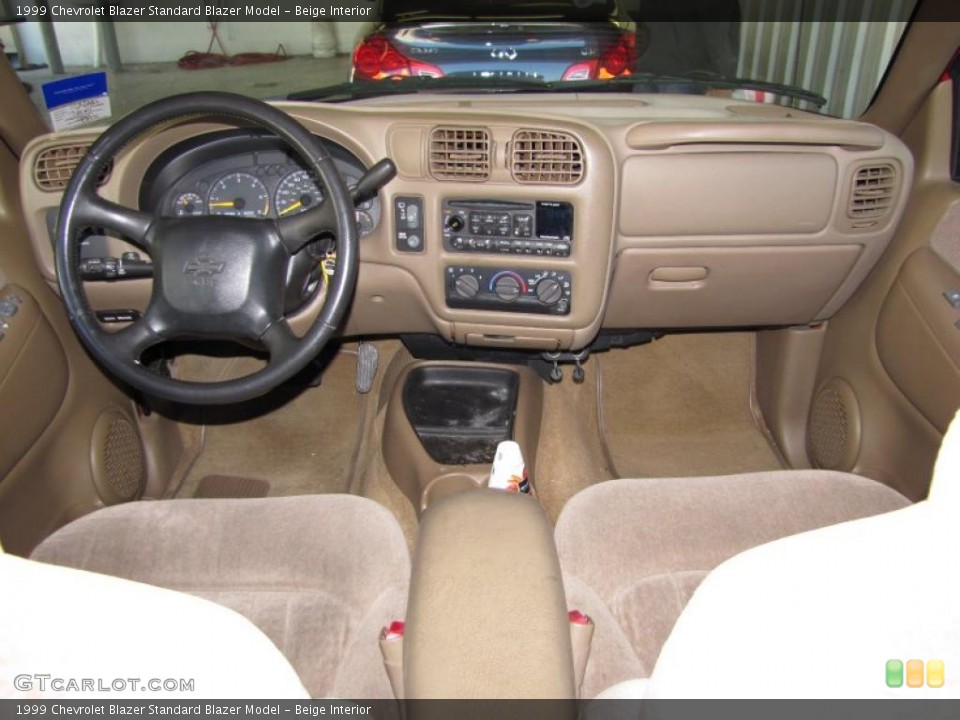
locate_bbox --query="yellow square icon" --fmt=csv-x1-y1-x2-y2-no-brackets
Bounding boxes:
906,659,925,688
927,660,945,689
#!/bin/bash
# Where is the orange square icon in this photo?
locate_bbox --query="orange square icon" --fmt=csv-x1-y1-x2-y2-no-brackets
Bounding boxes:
927,660,945,689
906,659,925,688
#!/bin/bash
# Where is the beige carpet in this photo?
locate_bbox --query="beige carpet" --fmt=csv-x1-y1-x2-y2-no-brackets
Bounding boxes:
176,348,363,498
535,360,615,525
599,333,783,479
351,343,420,554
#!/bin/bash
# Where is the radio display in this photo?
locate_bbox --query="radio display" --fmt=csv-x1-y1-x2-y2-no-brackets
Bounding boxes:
536,201,574,241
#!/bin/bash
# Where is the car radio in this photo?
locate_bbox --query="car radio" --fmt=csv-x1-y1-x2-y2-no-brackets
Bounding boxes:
442,199,573,257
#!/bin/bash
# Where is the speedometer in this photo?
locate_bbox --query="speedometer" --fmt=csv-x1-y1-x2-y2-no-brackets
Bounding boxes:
208,172,270,218
275,170,323,217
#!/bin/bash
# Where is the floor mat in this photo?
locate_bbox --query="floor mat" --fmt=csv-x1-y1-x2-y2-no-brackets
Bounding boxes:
193,475,270,499
599,332,783,478
535,360,614,525
176,349,362,498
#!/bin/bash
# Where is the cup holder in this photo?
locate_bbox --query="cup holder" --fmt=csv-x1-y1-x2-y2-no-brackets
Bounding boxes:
402,366,519,465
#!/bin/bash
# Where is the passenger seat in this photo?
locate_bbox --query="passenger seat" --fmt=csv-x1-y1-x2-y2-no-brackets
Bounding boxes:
556,453,917,697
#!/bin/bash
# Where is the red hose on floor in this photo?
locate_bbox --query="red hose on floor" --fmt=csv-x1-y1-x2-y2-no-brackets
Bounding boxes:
177,22,289,70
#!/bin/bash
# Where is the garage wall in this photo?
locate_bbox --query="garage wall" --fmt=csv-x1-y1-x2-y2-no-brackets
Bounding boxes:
15,21,371,67
738,1,913,117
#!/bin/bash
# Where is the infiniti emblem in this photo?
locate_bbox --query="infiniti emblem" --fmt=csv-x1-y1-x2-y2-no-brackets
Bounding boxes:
491,47,518,60
183,256,226,286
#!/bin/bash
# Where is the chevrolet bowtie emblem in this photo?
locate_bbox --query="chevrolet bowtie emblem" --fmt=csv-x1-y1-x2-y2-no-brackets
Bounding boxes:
183,256,226,285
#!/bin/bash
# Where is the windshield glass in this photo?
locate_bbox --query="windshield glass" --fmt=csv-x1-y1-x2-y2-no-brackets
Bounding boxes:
1,0,917,125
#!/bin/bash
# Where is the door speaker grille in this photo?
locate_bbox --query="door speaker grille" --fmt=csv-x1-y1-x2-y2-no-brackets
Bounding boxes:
807,378,861,471
91,410,145,503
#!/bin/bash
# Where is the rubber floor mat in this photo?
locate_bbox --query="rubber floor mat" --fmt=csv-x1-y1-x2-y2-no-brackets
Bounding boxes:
193,475,270,499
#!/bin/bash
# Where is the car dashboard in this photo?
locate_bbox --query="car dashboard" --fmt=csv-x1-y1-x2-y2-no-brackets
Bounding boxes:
19,93,913,351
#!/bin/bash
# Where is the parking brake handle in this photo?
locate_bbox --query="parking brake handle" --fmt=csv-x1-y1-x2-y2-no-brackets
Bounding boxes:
351,159,397,206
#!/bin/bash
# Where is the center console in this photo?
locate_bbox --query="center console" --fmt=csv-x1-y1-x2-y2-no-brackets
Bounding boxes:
441,199,575,316
382,360,543,512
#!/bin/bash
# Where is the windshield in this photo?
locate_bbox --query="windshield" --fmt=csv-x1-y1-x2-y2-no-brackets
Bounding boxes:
2,0,917,124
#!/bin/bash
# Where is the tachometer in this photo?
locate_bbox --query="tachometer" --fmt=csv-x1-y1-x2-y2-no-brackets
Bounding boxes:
275,169,323,217
207,172,269,218
174,192,205,217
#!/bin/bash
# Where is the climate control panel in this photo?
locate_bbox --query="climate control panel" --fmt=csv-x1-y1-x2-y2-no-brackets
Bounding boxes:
445,266,572,316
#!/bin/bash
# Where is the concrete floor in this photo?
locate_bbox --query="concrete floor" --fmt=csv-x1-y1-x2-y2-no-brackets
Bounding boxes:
20,55,352,124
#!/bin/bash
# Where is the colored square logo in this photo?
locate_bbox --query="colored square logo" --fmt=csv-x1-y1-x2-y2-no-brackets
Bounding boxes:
906,659,925,688
927,660,945,688
886,659,904,688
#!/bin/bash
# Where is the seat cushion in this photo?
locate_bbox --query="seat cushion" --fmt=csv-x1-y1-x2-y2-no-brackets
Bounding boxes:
31,495,410,699
555,470,910,697
1,551,310,698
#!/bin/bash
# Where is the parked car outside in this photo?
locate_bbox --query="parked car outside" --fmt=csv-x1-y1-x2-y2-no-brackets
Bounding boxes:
350,0,639,81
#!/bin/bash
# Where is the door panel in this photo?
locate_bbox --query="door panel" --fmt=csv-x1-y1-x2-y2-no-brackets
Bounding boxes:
877,246,960,433
0,281,69,479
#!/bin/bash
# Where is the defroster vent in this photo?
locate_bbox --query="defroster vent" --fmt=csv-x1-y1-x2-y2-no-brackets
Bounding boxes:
429,127,491,181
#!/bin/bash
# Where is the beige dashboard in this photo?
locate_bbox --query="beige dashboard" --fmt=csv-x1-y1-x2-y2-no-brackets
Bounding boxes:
19,94,912,352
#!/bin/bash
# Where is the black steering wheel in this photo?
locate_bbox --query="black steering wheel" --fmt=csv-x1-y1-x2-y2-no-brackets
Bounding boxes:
57,92,370,405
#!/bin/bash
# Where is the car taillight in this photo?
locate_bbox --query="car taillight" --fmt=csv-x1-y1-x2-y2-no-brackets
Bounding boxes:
562,60,599,81
353,33,444,80
598,32,636,79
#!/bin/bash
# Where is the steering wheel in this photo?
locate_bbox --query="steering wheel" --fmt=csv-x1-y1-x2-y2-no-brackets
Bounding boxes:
57,92,367,406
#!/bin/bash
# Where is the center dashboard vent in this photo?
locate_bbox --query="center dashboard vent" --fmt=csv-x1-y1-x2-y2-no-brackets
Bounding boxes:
509,129,584,184
428,126,491,182
34,143,112,191
848,163,897,220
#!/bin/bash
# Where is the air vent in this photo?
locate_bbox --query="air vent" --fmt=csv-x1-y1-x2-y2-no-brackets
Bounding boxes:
428,127,491,182
510,130,584,184
848,163,897,219
34,144,112,191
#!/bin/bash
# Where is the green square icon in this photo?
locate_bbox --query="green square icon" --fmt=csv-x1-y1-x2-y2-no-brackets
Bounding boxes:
886,659,904,688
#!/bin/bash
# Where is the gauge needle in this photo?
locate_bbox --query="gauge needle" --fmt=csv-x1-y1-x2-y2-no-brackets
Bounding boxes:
279,200,303,216
209,201,236,208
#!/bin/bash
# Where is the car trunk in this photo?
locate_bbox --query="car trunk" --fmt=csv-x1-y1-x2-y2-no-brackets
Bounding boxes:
385,22,616,80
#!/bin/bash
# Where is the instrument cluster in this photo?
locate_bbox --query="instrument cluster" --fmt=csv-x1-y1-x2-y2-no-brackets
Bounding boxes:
154,134,380,237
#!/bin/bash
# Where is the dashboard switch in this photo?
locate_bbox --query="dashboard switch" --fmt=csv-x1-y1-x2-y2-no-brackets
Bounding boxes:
395,196,424,252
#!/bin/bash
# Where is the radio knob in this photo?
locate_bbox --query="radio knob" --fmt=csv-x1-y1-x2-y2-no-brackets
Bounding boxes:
445,214,466,233
536,277,564,306
494,274,522,302
454,273,480,299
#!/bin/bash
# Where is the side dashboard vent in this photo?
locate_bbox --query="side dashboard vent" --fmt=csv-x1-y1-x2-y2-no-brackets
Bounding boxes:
34,144,112,191
428,126,491,181
848,163,897,220
510,129,584,184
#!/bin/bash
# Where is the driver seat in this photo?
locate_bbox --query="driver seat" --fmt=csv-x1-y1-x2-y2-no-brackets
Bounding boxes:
21,494,410,698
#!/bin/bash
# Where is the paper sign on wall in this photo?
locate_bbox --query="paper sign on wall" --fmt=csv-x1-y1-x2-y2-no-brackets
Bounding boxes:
41,72,112,131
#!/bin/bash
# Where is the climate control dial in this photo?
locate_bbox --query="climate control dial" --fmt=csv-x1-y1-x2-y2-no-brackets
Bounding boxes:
454,273,480,299
535,277,564,306
493,272,525,302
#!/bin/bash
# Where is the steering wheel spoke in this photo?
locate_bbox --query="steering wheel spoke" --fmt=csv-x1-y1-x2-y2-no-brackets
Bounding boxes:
260,319,299,359
276,199,338,254
75,195,155,254
100,318,163,363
